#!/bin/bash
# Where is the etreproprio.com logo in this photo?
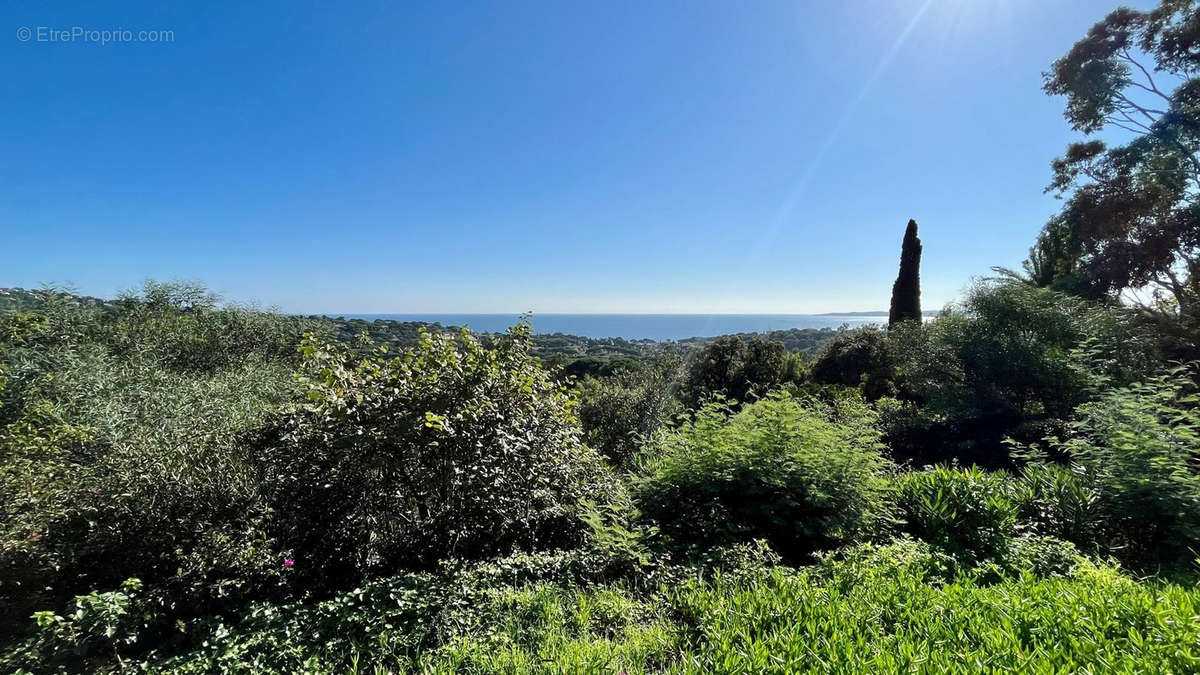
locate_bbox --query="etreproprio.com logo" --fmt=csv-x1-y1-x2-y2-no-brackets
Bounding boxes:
17,26,174,45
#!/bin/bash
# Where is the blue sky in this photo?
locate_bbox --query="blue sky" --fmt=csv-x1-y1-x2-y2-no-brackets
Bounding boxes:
1,0,1155,313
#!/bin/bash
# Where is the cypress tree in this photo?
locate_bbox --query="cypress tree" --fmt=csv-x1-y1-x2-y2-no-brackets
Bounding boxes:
888,219,922,327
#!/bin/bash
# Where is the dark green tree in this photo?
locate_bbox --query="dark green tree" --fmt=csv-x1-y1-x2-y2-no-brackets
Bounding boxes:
889,219,923,326
676,335,799,411
1038,1,1200,353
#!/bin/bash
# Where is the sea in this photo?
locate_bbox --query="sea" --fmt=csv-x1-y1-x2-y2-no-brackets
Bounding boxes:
336,314,884,342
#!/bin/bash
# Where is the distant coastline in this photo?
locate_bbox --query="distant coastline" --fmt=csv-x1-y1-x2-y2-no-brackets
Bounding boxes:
815,310,940,317
330,313,882,341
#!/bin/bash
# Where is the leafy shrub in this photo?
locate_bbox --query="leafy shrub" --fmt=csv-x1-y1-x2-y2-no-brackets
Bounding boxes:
106,281,326,372
0,359,296,641
3,579,148,669
881,282,1157,466
257,323,618,588
1004,535,1085,578
0,289,308,643
575,364,680,467
1013,462,1103,551
895,466,1018,564
81,544,681,674
636,391,893,563
1041,370,1200,567
577,497,659,579
813,538,957,589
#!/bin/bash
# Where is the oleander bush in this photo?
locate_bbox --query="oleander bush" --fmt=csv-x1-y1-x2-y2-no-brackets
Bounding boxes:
1013,462,1104,552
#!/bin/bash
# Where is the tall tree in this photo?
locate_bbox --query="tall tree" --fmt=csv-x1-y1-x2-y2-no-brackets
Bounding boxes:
1036,1,1200,350
889,219,923,326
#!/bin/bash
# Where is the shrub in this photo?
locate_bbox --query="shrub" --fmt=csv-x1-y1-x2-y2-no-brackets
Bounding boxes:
1042,370,1200,567
0,288,318,642
575,365,680,467
0,352,295,643
257,323,618,588
895,466,1018,564
4,579,149,669
881,282,1157,466
812,537,957,589
635,391,892,563
1004,535,1085,578
1013,462,1103,552
107,281,326,372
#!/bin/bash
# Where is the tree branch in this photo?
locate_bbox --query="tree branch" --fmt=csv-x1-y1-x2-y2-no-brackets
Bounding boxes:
1120,49,1174,104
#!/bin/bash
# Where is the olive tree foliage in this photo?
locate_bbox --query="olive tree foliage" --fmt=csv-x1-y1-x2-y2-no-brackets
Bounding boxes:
257,322,618,589
0,285,304,640
1033,1,1200,354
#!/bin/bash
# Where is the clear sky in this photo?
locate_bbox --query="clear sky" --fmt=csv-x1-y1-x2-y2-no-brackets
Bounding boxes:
1,0,1156,313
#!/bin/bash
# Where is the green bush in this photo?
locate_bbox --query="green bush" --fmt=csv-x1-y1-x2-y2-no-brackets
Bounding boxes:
4,578,148,669
1004,535,1085,578
257,323,618,588
881,282,1157,466
895,466,1018,564
1042,370,1200,567
636,391,892,563
1013,462,1103,552
0,288,309,643
107,281,326,372
0,358,296,639
37,538,1187,673
575,365,681,467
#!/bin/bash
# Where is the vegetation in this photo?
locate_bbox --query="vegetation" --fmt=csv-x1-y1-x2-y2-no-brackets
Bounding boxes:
259,323,617,588
1022,1,1200,359
888,219,923,327
6,1,1200,670
636,393,892,563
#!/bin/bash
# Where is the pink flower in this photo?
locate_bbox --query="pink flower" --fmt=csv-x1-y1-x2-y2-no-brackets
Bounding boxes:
283,557,294,568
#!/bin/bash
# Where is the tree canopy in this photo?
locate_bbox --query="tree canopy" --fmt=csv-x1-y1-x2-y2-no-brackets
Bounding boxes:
1034,1,1200,353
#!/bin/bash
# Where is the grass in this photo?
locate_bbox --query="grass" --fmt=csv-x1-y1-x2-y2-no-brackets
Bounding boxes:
123,551,1200,674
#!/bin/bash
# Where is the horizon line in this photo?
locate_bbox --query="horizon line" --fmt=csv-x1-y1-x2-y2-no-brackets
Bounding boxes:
308,310,896,317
